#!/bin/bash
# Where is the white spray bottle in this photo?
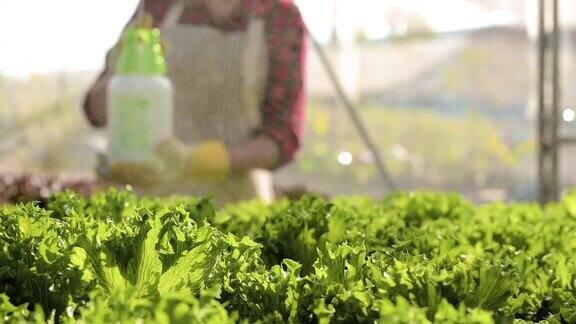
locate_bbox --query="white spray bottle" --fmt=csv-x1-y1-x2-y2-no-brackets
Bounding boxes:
107,27,173,164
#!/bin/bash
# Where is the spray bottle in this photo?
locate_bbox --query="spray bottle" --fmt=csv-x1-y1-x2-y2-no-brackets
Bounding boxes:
107,27,173,164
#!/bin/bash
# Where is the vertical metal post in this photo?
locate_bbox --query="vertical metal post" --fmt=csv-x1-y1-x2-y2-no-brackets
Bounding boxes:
538,0,561,204
537,0,546,204
551,0,561,199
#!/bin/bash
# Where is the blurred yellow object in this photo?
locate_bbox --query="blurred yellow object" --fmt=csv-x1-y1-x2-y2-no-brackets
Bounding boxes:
313,111,330,135
102,160,165,188
156,138,231,185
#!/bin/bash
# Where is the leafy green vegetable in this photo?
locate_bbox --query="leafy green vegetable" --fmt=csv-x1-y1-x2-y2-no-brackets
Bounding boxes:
1,189,576,323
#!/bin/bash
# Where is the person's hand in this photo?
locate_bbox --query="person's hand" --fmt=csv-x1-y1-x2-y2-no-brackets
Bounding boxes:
135,12,155,28
156,138,231,185
96,152,165,188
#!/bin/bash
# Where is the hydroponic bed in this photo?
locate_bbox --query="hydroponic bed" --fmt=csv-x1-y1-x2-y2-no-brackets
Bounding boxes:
1,189,576,323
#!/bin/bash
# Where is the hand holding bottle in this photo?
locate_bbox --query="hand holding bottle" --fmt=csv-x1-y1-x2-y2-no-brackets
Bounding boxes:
156,138,231,185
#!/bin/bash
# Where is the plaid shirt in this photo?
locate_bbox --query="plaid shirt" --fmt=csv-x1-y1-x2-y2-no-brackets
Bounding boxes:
84,0,307,166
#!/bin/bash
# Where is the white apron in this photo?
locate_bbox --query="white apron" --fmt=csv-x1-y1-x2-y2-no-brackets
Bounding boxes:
106,1,275,204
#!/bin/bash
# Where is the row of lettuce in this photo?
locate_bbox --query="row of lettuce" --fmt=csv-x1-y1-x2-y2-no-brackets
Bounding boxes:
1,190,576,323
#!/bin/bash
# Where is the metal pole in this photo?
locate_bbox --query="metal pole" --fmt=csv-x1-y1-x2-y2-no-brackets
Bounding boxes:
537,0,547,204
538,0,561,204
551,0,561,199
305,26,398,192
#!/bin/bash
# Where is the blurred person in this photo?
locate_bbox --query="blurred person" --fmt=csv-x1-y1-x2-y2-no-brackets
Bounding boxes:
83,0,307,203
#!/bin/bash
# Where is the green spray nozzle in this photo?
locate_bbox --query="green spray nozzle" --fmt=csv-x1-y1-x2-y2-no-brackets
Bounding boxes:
116,27,167,76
